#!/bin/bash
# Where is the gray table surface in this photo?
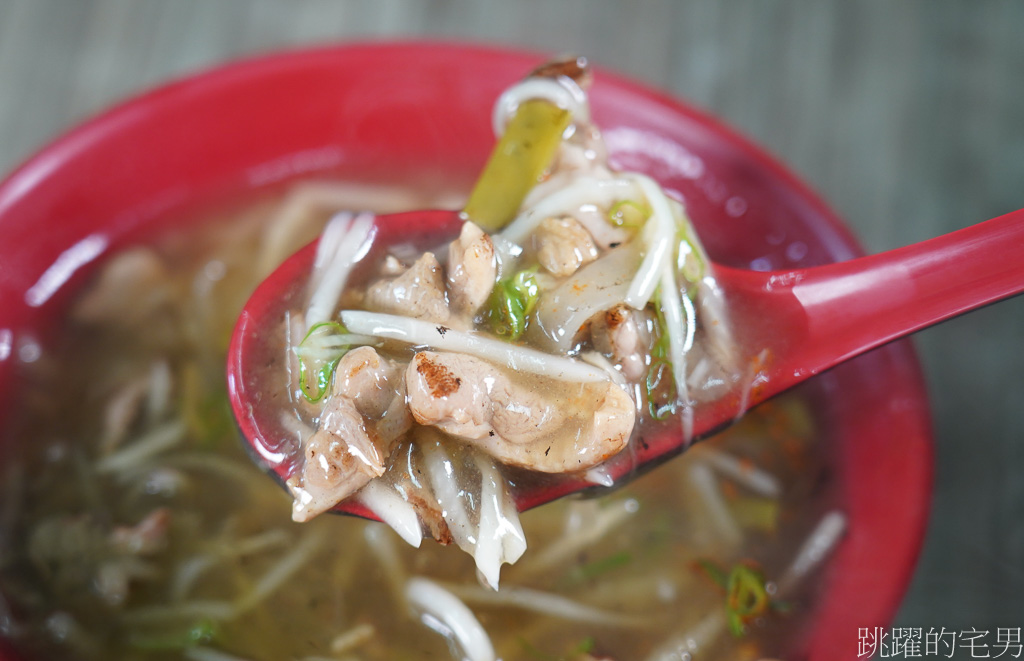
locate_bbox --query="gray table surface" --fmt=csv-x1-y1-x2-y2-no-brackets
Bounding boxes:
1,0,1022,646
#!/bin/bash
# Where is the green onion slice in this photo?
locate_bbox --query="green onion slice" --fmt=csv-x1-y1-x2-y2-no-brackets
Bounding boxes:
725,563,771,636
727,563,769,617
692,559,778,637
644,297,677,419
608,199,650,228
486,268,541,341
674,208,708,287
295,321,357,402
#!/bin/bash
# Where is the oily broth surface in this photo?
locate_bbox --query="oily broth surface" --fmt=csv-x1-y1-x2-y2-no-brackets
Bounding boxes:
0,180,837,661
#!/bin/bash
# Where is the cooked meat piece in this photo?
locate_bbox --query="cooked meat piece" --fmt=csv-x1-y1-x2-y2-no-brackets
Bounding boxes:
407,351,564,443
447,221,497,315
591,304,650,381
405,490,454,546
294,347,410,522
406,351,635,473
300,403,381,508
533,216,599,278
365,253,450,323
332,346,401,417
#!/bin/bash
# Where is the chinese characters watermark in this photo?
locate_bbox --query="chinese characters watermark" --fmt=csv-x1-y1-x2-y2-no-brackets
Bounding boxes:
858,627,1023,658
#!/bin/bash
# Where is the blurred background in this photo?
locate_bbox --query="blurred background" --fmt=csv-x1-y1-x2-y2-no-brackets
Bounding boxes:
1,0,1021,639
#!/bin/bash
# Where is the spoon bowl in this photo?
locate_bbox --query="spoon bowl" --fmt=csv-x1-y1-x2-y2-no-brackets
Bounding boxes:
227,205,1024,516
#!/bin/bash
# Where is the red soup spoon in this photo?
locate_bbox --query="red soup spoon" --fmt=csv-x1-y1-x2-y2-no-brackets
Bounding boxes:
227,206,1024,518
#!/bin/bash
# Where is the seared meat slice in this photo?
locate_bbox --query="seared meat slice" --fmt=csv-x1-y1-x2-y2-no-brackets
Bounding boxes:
533,216,599,278
407,351,564,443
591,304,650,381
332,346,403,418
447,221,497,316
294,347,410,522
406,351,635,473
366,253,450,323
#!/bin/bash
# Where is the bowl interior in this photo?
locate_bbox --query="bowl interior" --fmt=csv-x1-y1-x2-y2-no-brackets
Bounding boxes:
0,42,931,660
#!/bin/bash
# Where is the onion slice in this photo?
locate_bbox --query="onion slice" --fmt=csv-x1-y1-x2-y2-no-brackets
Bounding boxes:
340,311,609,382
528,243,642,353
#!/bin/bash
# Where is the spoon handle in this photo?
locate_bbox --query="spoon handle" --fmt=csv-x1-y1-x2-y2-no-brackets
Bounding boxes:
791,208,1024,374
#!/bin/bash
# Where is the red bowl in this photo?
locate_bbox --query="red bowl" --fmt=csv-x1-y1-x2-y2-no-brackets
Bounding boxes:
0,42,931,660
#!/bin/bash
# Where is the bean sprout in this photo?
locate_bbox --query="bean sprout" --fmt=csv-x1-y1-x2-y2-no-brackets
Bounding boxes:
405,578,496,661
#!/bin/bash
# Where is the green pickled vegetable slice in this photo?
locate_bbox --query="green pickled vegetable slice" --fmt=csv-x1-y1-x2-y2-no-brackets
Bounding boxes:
463,99,572,232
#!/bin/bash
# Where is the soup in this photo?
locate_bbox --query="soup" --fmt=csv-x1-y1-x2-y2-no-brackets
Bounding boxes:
0,175,841,661
0,57,847,661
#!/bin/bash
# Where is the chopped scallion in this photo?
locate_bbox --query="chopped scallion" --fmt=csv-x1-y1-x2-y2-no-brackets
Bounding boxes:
644,298,677,420
486,268,541,341
674,207,707,286
726,563,770,635
692,559,778,637
294,321,355,402
607,199,650,228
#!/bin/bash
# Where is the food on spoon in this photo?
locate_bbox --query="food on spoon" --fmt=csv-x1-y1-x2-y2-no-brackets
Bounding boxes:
274,58,741,584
